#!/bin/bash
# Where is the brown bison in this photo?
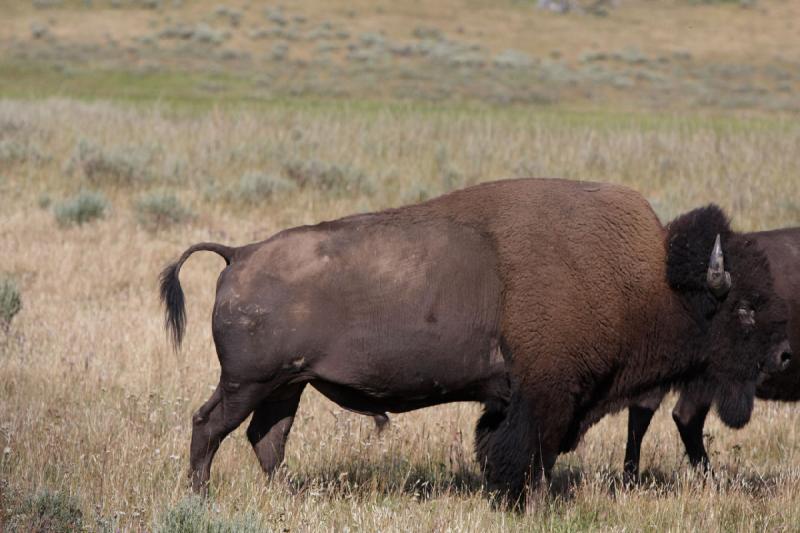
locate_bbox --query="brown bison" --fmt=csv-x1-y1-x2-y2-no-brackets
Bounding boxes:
159,178,791,499
624,227,799,481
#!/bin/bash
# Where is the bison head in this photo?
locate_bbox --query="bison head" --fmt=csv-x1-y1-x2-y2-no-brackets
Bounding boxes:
666,205,791,429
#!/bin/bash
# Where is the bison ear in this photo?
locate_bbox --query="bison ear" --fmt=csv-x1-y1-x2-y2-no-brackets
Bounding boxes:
665,204,732,294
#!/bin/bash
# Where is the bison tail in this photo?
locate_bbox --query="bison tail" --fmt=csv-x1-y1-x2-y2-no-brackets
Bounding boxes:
159,242,234,350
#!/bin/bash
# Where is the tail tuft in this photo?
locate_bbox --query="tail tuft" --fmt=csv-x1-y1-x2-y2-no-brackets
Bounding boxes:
160,261,186,349
159,242,234,351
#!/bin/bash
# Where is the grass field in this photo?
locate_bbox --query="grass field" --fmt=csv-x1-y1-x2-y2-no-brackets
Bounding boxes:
1,1,800,531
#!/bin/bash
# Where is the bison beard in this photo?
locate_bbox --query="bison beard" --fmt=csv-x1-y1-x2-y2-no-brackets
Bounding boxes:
713,380,755,429
160,178,790,505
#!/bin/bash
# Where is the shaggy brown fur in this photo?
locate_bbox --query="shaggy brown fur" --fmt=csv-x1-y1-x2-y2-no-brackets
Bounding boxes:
159,178,791,502
624,227,799,481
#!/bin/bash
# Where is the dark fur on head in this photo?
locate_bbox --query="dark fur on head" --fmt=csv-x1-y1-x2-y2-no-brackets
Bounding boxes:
666,204,786,428
665,204,731,322
666,204,776,308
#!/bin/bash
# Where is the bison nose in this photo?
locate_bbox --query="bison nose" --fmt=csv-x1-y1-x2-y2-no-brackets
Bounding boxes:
780,349,792,370
770,340,792,373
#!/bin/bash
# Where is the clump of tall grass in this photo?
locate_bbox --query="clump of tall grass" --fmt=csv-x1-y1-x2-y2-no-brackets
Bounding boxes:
135,191,192,231
53,190,109,226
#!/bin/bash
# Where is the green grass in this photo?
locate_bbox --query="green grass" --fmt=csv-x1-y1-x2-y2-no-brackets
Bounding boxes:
0,61,249,104
3,59,798,139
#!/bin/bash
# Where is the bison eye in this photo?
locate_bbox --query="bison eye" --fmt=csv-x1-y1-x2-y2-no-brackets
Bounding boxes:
737,303,756,328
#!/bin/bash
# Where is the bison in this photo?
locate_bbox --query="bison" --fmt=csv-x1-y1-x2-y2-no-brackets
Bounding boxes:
624,226,799,481
159,178,791,500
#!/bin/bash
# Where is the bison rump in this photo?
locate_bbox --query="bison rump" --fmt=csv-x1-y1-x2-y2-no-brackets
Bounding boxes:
209,217,508,410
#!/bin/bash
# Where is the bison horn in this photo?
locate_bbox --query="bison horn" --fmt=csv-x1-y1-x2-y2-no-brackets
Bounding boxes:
706,234,732,298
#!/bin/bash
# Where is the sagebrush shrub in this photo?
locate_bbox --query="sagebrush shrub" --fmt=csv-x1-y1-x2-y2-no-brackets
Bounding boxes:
54,191,109,226
0,140,45,165
68,141,151,186
7,490,83,532
155,497,263,533
37,193,51,209
283,159,373,195
0,277,22,329
135,191,191,231
234,172,296,204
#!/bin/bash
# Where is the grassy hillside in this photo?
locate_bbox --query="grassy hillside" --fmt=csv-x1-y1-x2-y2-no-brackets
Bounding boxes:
1,1,800,531
1,0,799,111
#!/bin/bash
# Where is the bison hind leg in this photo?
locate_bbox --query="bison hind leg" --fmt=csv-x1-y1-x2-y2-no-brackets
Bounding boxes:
247,384,306,477
189,380,267,495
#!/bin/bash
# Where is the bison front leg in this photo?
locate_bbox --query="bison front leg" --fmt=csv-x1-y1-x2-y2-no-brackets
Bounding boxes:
190,380,266,495
623,388,666,484
246,384,305,476
672,393,712,472
623,405,656,483
475,393,556,508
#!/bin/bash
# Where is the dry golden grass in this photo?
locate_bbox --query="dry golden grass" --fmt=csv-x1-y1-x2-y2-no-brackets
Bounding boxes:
1,98,800,530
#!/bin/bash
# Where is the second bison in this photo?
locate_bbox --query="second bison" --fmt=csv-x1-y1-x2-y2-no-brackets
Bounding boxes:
160,178,791,501
624,226,799,480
